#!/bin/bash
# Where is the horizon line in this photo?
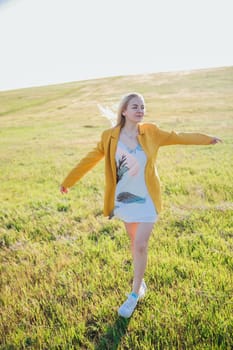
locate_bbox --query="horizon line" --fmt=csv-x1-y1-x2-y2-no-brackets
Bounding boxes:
0,64,232,93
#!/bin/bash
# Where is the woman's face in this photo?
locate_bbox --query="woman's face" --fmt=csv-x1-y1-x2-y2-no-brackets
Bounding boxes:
123,96,145,123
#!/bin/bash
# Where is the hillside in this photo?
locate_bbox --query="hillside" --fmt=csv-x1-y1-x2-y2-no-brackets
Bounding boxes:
0,66,233,349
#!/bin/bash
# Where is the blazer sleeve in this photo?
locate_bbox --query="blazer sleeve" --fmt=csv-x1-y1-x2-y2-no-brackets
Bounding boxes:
155,126,213,146
61,136,105,189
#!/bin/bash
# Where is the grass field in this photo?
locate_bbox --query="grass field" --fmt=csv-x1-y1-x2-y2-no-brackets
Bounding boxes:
0,66,233,349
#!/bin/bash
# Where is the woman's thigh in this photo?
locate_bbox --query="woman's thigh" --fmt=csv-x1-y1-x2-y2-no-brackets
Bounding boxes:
124,222,138,241
134,222,155,246
124,222,155,243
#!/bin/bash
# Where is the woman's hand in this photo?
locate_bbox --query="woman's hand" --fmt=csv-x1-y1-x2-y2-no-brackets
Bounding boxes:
60,186,68,194
211,137,222,145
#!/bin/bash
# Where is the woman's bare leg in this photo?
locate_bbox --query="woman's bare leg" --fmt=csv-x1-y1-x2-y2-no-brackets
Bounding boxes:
124,222,138,257
131,222,154,295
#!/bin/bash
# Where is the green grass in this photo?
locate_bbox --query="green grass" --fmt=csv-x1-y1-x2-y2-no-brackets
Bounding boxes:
0,66,233,349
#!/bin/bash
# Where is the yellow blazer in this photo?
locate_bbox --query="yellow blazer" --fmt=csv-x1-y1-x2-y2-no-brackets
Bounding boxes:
61,123,213,217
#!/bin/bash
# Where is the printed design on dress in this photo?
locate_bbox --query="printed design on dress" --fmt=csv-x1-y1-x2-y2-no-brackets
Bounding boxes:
117,154,129,183
117,192,146,204
116,146,140,181
127,144,142,154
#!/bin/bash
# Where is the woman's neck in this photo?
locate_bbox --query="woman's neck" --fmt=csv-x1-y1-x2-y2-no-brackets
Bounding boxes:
122,122,139,134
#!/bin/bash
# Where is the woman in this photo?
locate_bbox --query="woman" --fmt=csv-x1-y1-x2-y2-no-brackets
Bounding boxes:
60,92,221,318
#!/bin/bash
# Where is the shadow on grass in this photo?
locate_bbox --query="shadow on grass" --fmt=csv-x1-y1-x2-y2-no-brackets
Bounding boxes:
94,316,131,350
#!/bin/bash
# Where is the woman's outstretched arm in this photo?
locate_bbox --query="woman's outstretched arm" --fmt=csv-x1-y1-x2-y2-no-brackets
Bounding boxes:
60,138,104,191
155,126,222,146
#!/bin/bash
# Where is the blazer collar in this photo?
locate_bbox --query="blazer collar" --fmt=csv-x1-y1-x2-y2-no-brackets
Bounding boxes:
110,123,144,138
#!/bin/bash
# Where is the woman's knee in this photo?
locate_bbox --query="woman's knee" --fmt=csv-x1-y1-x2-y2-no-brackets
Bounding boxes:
134,239,148,254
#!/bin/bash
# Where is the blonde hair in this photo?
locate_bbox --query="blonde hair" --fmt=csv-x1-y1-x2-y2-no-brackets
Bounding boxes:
116,92,144,127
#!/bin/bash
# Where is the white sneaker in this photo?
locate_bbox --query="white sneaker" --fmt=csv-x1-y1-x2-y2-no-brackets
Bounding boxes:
118,294,138,318
131,279,147,299
138,279,147,299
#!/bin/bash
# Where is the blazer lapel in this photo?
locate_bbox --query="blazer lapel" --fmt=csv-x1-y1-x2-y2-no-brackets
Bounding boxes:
109,125,121,183
137,123,149,158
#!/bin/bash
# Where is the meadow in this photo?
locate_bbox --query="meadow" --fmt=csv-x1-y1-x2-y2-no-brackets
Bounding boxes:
0,66,233,349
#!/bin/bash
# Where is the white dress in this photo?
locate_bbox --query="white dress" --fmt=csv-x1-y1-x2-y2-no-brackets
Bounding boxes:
112,140,158,223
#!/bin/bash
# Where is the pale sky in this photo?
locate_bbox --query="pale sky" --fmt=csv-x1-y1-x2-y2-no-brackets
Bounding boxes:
0,0,232,91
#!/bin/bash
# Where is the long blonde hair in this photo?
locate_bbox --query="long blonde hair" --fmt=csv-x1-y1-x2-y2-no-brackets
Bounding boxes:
116,92,144,127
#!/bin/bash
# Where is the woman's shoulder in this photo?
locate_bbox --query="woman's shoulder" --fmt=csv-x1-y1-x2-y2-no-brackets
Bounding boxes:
100,123,160,139
139,122,159,133
100,125,120,139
